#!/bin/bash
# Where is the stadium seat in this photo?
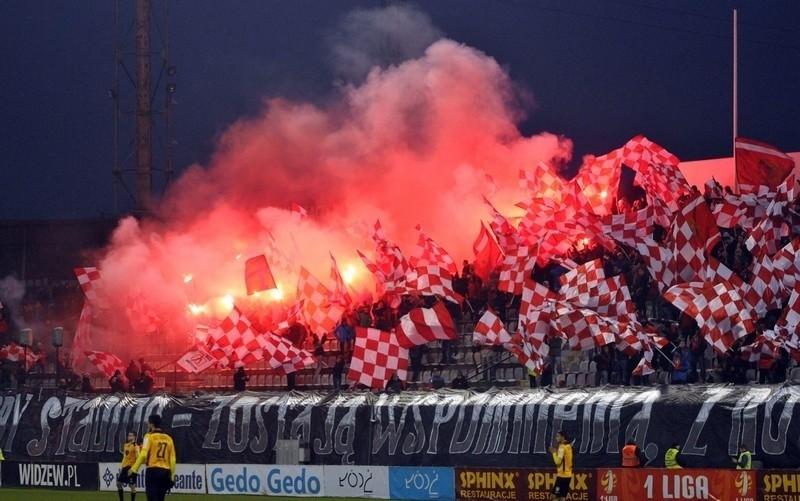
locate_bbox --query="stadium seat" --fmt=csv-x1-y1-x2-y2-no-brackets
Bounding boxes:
506,309,518,319
513,367,524,381
555,374,566,388
746,369,757,383
791,368,800,382
575,373,586,387
578,360,589,373
255,374,265,388
588,361,597,373
565,374,576,388
506,321,518,333
464,322,475,335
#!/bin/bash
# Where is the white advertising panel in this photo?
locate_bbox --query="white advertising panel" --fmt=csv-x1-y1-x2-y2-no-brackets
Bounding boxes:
98,463,206,494
324,465,389,499
206,464,325,497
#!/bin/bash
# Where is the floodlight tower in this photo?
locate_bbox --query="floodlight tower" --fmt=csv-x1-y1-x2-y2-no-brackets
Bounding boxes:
111,0,176,215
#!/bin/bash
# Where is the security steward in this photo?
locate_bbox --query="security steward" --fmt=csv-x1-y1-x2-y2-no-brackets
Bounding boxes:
129,413,176,501
622,440,643,467
732,443,752,470
664,442,683,469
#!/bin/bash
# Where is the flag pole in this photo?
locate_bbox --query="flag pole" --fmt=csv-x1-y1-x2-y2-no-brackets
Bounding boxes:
733,9,739,193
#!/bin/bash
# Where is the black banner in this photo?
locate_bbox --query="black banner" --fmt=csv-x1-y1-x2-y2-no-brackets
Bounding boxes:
0,384,799,468
2,460,98,490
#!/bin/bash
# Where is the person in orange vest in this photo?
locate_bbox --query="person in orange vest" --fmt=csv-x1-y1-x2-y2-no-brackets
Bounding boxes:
621,440,644,467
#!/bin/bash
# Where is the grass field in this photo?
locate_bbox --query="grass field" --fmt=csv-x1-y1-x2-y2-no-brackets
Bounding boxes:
0,489,365,500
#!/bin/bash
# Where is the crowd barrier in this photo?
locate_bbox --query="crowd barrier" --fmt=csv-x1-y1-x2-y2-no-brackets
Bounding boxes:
1,462,798,500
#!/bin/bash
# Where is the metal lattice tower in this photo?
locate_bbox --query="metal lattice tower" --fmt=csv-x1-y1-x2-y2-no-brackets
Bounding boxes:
111,0,175,215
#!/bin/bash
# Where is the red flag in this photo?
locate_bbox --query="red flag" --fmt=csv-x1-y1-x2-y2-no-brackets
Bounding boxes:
735,137,795,195
472,221,503,283
244,255,277,295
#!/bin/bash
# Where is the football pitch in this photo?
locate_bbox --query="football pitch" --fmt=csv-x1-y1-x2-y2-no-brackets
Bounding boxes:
0,489,366,501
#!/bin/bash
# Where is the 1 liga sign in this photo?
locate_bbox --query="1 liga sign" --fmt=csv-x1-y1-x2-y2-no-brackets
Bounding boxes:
596,468,755,501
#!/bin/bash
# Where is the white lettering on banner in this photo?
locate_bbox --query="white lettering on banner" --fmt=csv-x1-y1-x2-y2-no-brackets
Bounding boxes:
18,463,81,487
644,473,710,499
97,463,206,494
324,466,389,498
405,469,440,496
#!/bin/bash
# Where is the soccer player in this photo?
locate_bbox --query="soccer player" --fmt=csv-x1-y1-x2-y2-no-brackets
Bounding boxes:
549,430,573,501
117,431,140,501
129,414,176,501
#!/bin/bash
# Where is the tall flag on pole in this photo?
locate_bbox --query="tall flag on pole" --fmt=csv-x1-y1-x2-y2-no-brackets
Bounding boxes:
244,254,277,295
735,137,795,195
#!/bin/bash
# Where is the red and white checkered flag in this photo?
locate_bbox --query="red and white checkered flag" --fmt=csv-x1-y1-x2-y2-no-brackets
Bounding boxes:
712,198,744,229
70,300,94,372
520,161,565,201
84,350,126,378
407,264,463,304
409,225,458,276
622,135,690,213
670,195,722,283
483,195,521,253
206,306,261,368
473,309,513,346
773,238,800,300
125,290,160,333
665,281,754,355
297,267,345,335
568,149,623,216
364,220,414,290
328,253,353,308
265,232,294,275
261,333,316,373
272,299,305,332
558,259,606,307
740,332,781,363
601,205,655,246
75,267,110,310
0,343,39,369
745,253,782,318
348,327,408,390
554,302,616,351
497,244,536,295
633,237,678,294
395,301,457,348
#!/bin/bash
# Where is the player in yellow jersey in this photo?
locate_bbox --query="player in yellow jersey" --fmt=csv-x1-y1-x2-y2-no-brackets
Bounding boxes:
549,430,573,501
117,431,139,501
129,414,176,501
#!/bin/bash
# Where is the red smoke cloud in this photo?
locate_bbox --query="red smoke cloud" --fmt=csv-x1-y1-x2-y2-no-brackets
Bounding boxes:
93,35,574,352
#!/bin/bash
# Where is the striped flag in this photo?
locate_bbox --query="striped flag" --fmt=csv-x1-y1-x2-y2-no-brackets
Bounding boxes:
395,301,457,348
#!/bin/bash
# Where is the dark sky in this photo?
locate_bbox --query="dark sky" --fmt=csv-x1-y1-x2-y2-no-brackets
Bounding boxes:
2,0,798,220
